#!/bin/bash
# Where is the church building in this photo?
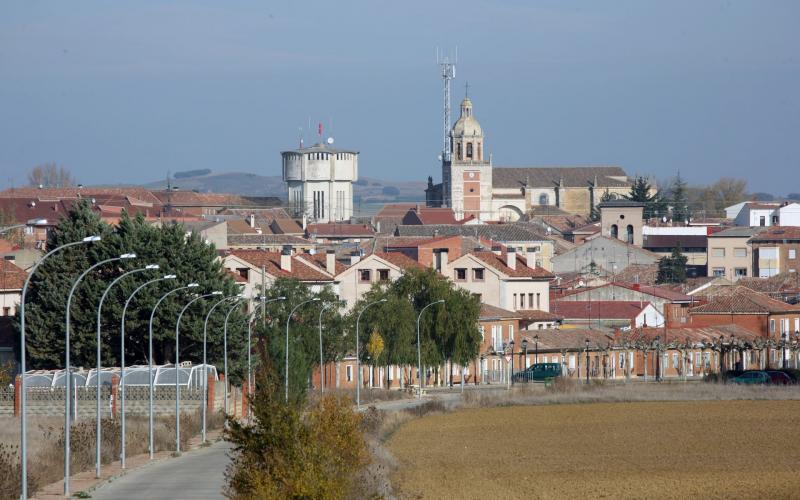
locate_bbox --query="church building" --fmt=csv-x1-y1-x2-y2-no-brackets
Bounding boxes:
426,95,634,221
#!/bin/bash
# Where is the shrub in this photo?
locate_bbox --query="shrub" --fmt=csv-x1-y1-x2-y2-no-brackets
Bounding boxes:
224,342,369,499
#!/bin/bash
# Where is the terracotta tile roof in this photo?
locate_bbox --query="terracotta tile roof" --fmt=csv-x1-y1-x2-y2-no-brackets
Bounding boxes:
479,304,521,320
609,282,693,302
470,251,554,279
744,202,780,210
0,187,163,204
520,328,616,350
269,218,304,235
749,226,800,242
226,219,261,235
621,325,761,345
373,251,424,269
552,301,651,320
401,207,462,225
225,269,248,283
374,203,417,217
689,286,800,314
226,249,333,282
534,214,591,234
395,223,552,243
227,234,312,247
642,234,708,249
0,259,27,289
297,252,348,275
382,235,455,249
738,272,800,295
306,223,375,237
611,264,659,286
516,309,564,322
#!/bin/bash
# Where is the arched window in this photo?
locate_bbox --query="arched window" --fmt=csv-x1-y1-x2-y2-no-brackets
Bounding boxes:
626,224,634,244
457,142,462,160
610,224,618,239
538,193,549,205
466,142,473,159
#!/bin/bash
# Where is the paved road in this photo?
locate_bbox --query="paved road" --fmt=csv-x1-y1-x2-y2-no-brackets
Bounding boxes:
91,441,231,500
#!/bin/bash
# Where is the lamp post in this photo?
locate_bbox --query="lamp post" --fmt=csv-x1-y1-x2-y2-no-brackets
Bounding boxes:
94,263,159,478
175,291,221,453
64,251,136,496
534,334,539,364
317,301,339,395
148,283,196,459
509,339,516,384
415,299,444,400
585,338,590,384
119,273,176,469
355,298,388,407
201,294,238,443
781,332,788,369
285,298,321,403
223,297,248,416
19,234,98,499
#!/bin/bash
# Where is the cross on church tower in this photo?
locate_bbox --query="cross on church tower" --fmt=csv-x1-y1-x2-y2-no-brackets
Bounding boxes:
465,81,470,98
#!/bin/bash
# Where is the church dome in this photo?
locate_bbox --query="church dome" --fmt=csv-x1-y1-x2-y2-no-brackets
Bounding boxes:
452,97,482,137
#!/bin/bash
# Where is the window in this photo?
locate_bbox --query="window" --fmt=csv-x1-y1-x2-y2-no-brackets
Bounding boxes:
346,365,353,382
626,225,634,244
378,269,390,282
479,325,485,342
456,142,462,160
790,249,797,260
359,269,371,283
610,224,618,239
473,268,484,281
711,248,725,258
508,325,514,343
734,268,747,278
759,216,766,226
455,268,467,281
672,354,679,368
2,307,9,317
528,294,534,309
795,318,799,333
513,294,517,309
491,325,500,351
538,193,549,205
237,268,249,280
536,293,541,310
734,248,747,258
712,268,725,277
388,366,394,380
520,294,525,309
770,319,776,333
466,142,473,159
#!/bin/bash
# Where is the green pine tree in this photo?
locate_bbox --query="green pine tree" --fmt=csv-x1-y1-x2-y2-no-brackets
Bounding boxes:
624,176,666,220
670,173,692,223
656,246,688,284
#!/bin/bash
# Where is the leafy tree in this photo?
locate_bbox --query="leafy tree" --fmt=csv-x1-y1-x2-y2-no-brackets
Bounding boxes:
656,246,688,284
254,278,342,403
751,192,775,201
16,202,246,381
27,163,75,188
669,173,691,223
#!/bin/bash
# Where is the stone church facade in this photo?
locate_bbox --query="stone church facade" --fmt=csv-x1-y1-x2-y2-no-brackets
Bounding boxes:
426,96,634,221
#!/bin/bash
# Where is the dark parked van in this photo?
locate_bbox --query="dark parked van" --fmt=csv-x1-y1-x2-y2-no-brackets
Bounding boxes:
513,363,563,383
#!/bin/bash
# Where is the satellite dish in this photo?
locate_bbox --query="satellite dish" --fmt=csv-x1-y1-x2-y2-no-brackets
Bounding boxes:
437,154,443,161
326,137,334,145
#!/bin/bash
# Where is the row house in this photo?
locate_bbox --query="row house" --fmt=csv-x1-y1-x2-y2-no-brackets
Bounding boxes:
443,246,553,312
749,226,800,277
688,286,800,339
519,325,771,382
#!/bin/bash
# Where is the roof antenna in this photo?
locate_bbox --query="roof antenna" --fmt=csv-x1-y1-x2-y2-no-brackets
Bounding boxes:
298,126,304,149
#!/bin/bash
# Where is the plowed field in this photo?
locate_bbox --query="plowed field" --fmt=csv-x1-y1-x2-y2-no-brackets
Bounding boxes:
387,401,800,499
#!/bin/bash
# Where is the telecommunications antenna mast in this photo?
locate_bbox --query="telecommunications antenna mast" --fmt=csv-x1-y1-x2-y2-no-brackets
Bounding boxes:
437,47,456,163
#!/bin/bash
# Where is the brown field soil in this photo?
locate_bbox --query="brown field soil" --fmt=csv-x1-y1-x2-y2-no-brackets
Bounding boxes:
387,401,800,499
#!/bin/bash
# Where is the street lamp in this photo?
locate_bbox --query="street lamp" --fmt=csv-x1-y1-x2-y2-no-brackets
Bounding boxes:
534,334,539,364
93,263,159,478
147,282,193,459
585,338,590,384
201,294,239,443
356,298,387,407
781,332,788,369
317,301,341,395
64,251,135,496
119,273,175,469
19,234,99,499
175,291,222,453
416,299,444,400
223,297,248,416
285,297,321,403
509,339,516,384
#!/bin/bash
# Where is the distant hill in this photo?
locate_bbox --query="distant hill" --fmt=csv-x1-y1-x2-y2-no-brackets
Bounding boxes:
142,171,427,203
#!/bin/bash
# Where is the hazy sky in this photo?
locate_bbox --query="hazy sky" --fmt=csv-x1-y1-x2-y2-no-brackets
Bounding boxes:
1,1,798,194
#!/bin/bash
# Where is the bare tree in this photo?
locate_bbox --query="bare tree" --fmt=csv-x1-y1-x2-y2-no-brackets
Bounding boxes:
27,163,76,188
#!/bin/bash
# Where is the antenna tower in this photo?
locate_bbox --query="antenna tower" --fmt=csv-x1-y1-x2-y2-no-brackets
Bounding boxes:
437,48,456,162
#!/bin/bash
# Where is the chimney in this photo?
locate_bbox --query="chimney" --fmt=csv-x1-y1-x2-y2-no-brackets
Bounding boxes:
248,214,255,228
349,251,361,266
280,245,292,272
302,214,307,230
326,249,336,275
491,245,502,256
526,247,537,269
506,247,516,270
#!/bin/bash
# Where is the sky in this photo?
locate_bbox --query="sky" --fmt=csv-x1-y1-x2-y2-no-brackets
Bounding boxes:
1,1,798,194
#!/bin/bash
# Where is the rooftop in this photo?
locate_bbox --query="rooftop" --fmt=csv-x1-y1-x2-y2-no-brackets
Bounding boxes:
552,300,652,320
491,166,630,189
